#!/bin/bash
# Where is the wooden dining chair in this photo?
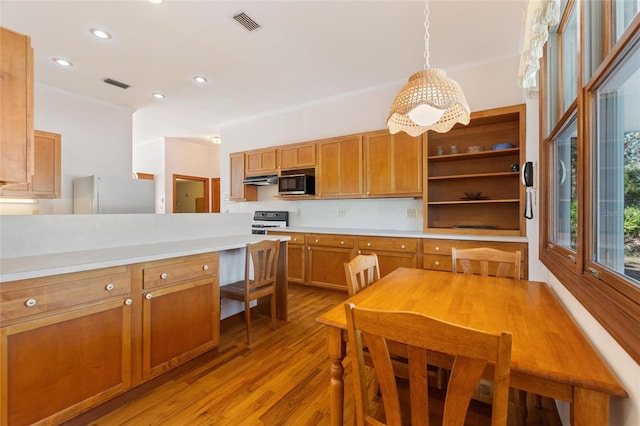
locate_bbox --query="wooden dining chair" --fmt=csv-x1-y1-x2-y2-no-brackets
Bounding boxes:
344,254,381,296
452,247,522,279
345,303,512,426
220,239,280,346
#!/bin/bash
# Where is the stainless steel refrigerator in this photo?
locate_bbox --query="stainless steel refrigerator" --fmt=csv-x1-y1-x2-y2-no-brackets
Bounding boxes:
73,175,155,214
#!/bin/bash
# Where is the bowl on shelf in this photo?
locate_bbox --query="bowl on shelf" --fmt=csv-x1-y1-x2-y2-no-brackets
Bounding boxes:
491,142,515,150
463,191,483,200
467,145,484,153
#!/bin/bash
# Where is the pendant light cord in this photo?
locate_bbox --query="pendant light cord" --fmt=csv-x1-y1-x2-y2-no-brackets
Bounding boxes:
423,0,430,69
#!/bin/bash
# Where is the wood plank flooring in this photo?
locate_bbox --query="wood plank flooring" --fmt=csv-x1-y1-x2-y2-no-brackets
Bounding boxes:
65,284,561,426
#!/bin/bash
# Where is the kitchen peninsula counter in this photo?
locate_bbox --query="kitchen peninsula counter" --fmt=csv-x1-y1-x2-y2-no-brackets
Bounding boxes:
1,233,288,283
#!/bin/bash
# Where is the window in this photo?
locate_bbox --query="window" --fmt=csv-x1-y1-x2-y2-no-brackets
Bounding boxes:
540,1,640,363
551,117,578,251
591,34,640,285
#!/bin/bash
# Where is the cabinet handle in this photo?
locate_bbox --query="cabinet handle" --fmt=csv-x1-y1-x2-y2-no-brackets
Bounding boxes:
315,239,319,243
401,245,406,249
105,283,114,291
124,298,133,306
160,273,168,280
25,298,37,307
145,293,153,300
367,243,371,247
307,247,311,251
357,250,362,254
293,237,297,242
340,241,344,245
435,246,440,251
203,264,209,271
435,261,440,266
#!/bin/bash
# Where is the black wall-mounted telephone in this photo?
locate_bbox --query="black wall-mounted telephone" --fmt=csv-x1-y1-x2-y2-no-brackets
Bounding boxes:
522,162,534,219
522,161,533,187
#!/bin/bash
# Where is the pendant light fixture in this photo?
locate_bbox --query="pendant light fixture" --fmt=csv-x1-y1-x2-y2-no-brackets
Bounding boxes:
387,0,470,137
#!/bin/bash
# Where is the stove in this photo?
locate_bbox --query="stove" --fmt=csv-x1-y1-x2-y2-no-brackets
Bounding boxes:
251,211,289,235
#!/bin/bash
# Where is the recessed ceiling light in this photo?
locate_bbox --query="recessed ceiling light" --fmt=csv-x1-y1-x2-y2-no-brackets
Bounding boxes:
152,92,165,99
193,76,208,84
210,135,221,144
52,58,73,67
90,28,112,40
148,0,163,4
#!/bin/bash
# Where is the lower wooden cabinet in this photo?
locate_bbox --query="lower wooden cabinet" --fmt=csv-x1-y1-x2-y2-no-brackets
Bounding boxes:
0,252,221,425
307,234,355,291
140,253,219,380
0,267,132,426
356,236,420,278
269,231,306,284
422,238,528,279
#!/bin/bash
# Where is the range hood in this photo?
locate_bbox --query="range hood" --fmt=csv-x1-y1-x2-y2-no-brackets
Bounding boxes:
242,174,278,185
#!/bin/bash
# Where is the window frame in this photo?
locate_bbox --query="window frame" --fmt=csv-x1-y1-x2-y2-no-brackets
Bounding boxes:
540,4,640,364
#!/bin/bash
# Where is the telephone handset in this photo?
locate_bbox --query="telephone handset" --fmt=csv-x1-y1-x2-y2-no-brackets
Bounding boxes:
522,162,534,219
522,161,533,187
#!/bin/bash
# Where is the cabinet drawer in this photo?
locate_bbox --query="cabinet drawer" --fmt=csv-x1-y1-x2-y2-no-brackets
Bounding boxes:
422,255,453,271
1,269,131,323
357,236,418,252
143,254,218,290
268,231,305,245
308,234,354,249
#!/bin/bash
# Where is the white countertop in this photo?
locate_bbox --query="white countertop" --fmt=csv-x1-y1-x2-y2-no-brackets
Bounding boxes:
0,234,289,283
277,226,529,242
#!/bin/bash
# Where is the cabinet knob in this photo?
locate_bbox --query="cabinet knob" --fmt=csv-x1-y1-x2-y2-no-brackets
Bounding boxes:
357,250,361,254
124,298,133,306
401,245,406,249
293,237,297,242
203,264,209,271
25,298,37,307
435,246,440,252
435,261,440,266
307,247,311,251
145,293,153,300
315,239,319,243
105,283,114,291
340,241,344,245
160,272,168,280
367,243,371,247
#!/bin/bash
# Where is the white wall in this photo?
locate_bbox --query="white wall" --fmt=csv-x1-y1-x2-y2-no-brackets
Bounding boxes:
0,84,135,215
132,138,166,213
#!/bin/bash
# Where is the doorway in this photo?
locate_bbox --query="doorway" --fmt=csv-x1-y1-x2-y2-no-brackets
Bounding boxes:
173,174,210,213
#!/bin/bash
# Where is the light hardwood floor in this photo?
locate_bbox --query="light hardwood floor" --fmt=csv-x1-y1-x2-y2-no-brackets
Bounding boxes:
65,284,561,426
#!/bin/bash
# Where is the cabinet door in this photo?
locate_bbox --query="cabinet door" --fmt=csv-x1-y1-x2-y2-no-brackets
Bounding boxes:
359,249,418,278
0,130,61,198
288,243,306,284
364,131,422,197
0,27,33,186
307,246,353,291
142,278,219,379
245,148,277,175
0,298,132,426
278,143,316,169
229,152,257,201
317,135,363,197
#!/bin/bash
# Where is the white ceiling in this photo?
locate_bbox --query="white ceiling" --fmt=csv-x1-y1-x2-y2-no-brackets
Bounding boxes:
1,0,526,143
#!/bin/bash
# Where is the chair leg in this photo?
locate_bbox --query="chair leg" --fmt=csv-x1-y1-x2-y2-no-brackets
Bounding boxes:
270,294,277,330
245,299,252,345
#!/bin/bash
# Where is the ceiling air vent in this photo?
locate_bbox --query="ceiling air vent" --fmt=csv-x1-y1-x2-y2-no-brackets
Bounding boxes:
233,12,260,31
103,78,130,89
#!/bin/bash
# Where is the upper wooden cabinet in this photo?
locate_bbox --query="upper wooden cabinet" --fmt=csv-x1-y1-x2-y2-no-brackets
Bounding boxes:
229,152,257,201
424,104,526,236
278,142,316,170
317,135,363,198
245,147,277,176
0,130,61,198
0,27,34,186
363,130,422,197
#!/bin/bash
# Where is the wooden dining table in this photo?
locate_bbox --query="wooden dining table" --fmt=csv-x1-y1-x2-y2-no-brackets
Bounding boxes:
316,267,627,426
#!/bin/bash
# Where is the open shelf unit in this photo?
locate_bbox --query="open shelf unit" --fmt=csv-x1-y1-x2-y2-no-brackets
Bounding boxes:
423,104,526,236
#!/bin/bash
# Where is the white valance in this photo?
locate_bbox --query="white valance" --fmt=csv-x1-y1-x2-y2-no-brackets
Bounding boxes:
518,0,561,89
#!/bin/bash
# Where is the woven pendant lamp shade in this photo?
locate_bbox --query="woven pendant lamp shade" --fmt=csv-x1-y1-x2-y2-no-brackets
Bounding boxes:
387,69,471,136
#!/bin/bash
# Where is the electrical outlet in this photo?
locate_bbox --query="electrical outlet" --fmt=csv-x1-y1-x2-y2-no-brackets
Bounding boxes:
407,208,416,218
417,208,423,217
338,209,346,217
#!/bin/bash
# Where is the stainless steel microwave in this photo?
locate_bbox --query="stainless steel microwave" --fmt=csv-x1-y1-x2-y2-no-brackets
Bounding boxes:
278,174,315,195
